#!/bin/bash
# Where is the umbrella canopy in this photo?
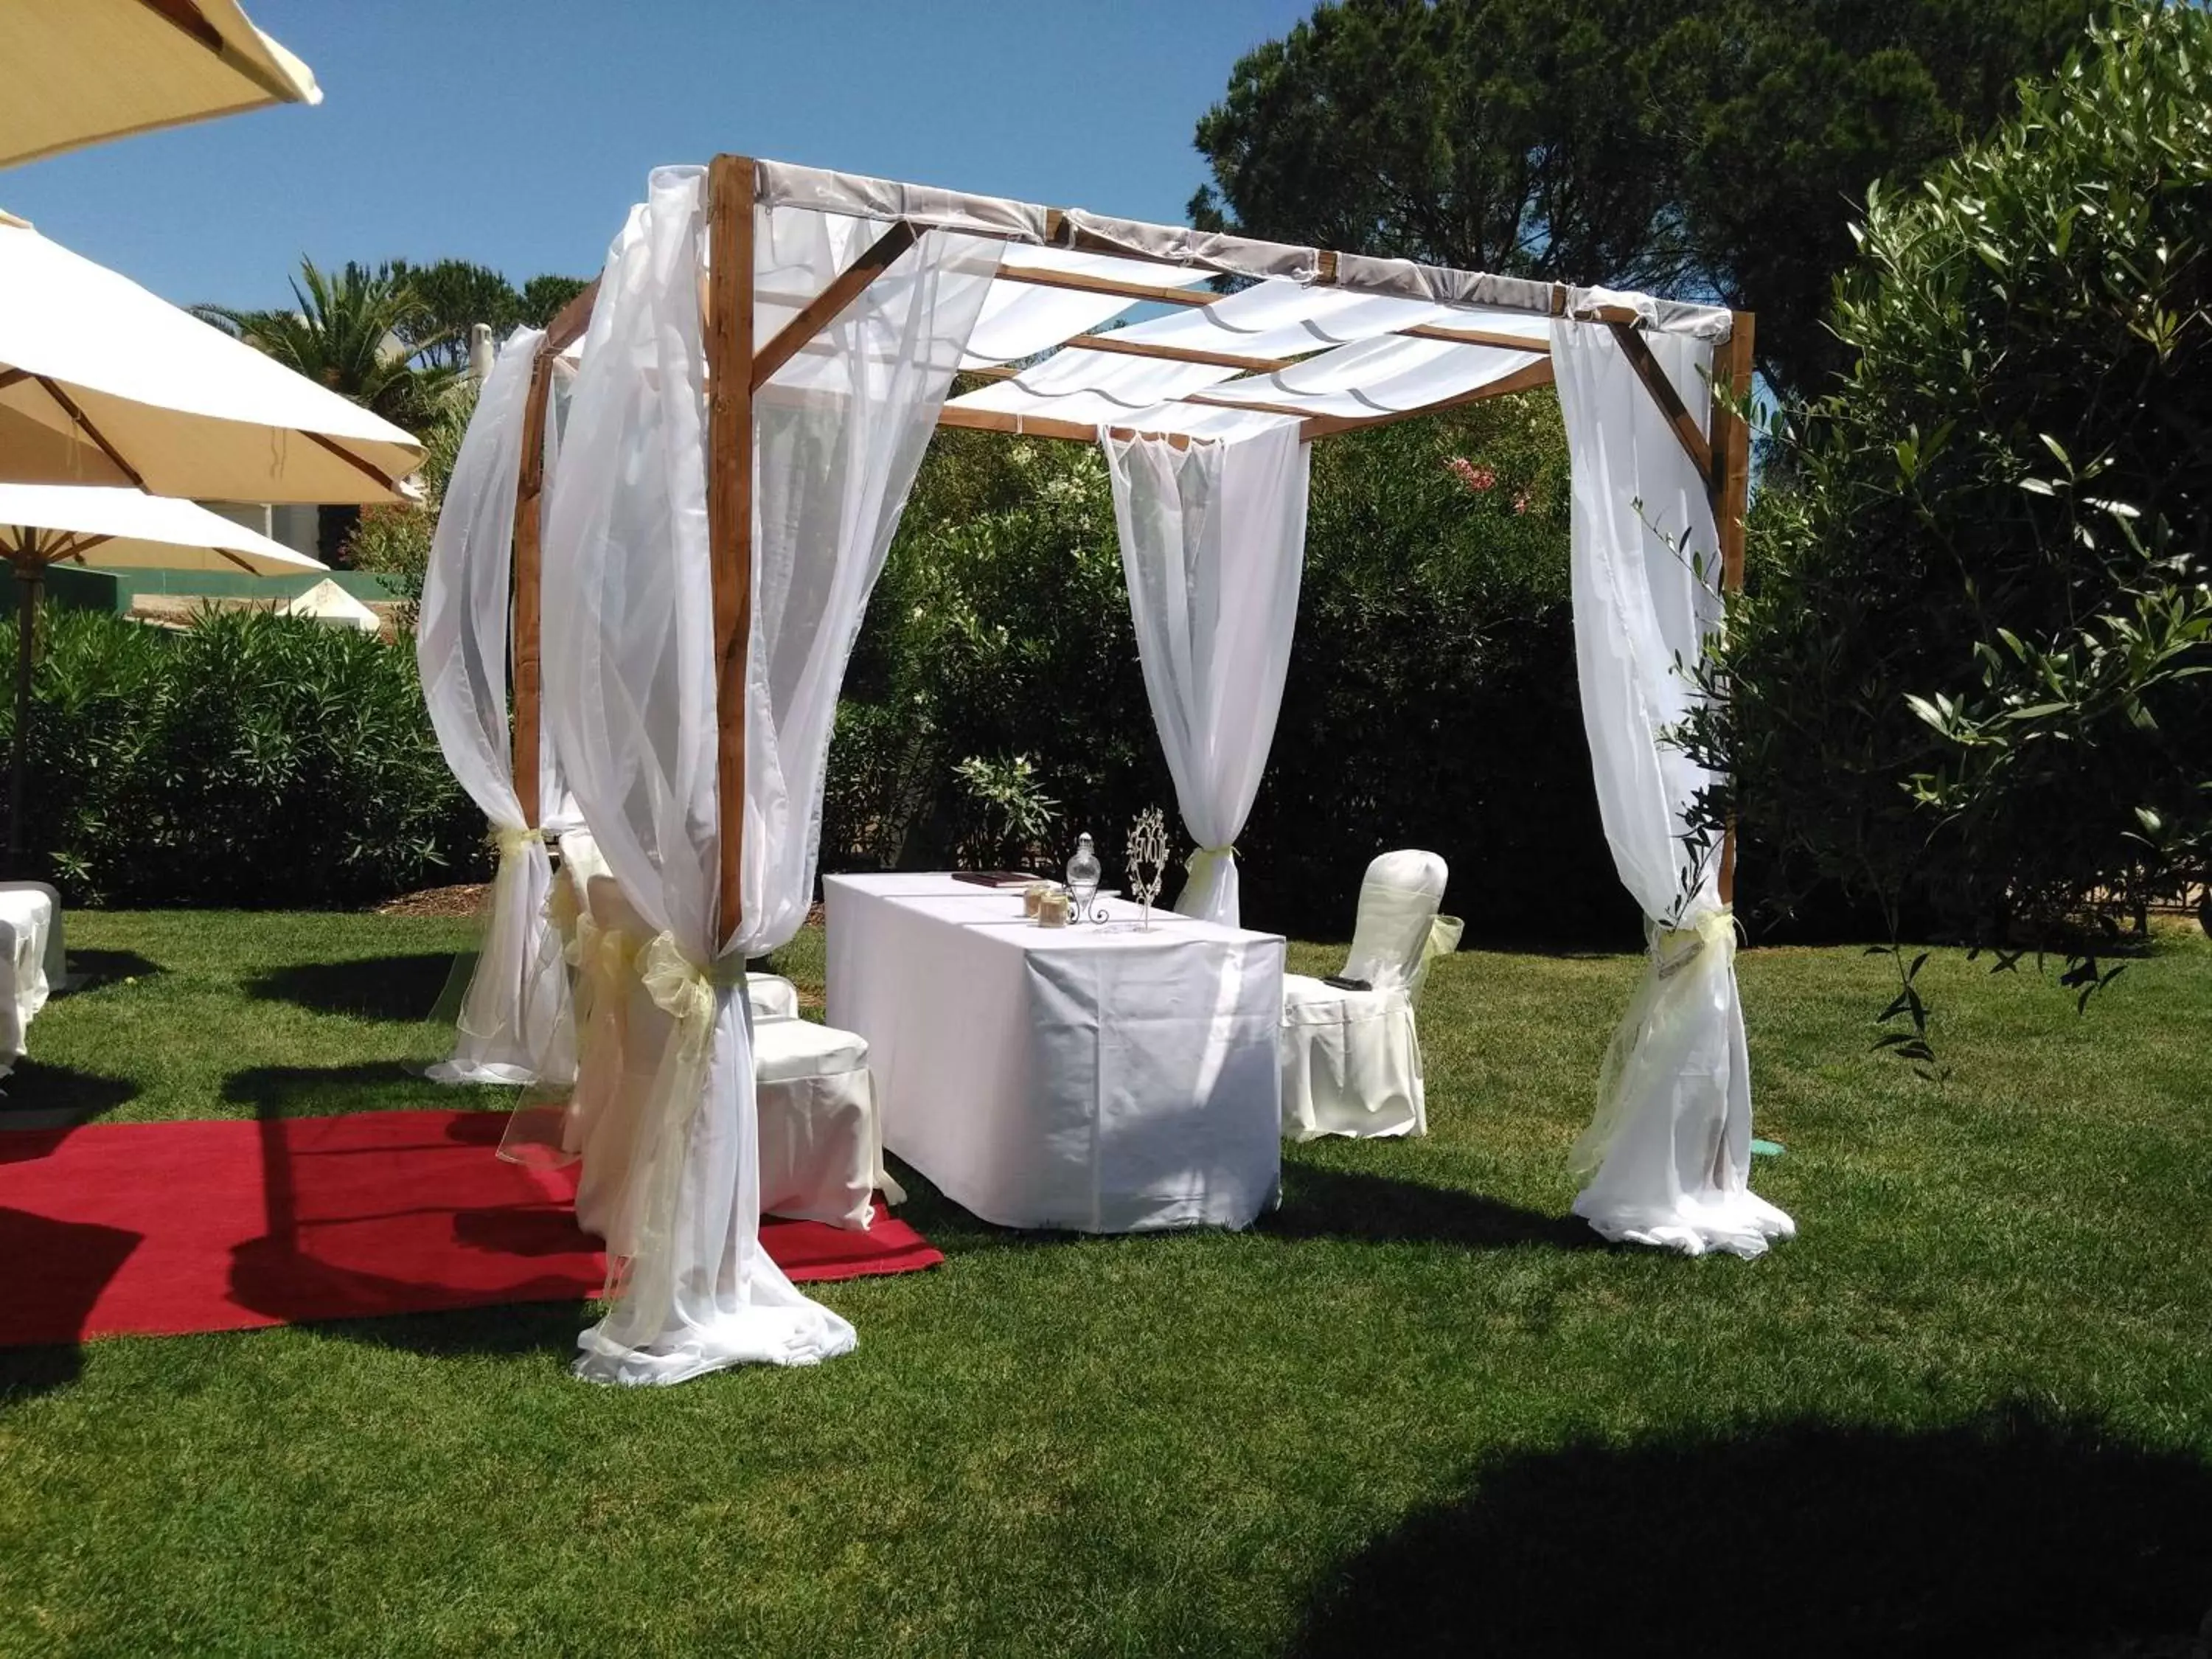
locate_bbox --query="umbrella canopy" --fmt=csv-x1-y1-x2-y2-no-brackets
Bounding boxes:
278,576,380,631
0,217,422,503
0,0,319,170
0,481,323,574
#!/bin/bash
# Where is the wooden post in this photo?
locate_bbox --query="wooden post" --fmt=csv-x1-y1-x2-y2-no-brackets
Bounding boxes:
8,554,41,865
704,154,756,950
510,343,555,830
1709,310,1756,907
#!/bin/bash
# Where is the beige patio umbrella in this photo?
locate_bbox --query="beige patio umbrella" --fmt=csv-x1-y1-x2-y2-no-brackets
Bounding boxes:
0,0,320,170
0,214,422,504
0,481,327,857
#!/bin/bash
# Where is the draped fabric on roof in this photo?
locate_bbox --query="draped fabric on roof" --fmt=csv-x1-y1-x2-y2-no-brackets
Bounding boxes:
747,158,1733,445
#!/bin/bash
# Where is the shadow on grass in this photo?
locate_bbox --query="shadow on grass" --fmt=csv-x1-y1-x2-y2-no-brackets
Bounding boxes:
0,1060,139,1131
243,953,463,1023
63,949,162,992
220,1061,495,1119
1263,1161,1594,1252
1291,1407,2212,1659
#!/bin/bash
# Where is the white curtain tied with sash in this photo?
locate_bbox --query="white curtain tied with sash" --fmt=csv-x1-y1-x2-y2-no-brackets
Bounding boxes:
1551,319,1794,1258
542,165,999,1382
1102,420,1310,928
416,326,574,1087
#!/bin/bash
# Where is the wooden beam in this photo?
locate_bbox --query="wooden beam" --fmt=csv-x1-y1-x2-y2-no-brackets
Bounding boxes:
510,344,556,829
934,403,1213,448
1062,333,1296,375
752,220,919,391
1608,323,1713,482
1181,392,1326,423
936,403,1101,444
1297,355,1556,440
1709,311,1756,908
1405,323,1551,355
1708,313,1756,591
35,378,146,490
543,277,599,355
992,265,1218,309
0,369,27,394
705,154,756,950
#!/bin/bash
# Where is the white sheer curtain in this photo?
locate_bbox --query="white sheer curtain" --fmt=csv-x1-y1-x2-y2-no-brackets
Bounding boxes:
416,326,573,1087
1102,420,1310,927
543,165,999,1384
1551,321,1794,1258
538,357,582,836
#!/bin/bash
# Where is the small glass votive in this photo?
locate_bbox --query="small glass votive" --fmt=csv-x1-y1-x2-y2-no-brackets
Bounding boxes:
1023,882,1049,917
1037,888,1070,928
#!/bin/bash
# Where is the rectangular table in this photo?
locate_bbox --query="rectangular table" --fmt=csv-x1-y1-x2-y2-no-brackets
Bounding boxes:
824,873,1285,1233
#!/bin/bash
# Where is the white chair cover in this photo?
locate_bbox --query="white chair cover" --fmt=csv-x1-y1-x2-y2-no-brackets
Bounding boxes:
0,881,60,1072
416,326,573,1087
1103,420,1310,928
542,165,998,1382
755,1018,905,1231
1551,321,1794,1258
1281,849,1450,1140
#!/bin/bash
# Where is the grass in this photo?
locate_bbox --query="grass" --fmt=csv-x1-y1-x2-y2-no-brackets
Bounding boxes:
3,910,2211,1657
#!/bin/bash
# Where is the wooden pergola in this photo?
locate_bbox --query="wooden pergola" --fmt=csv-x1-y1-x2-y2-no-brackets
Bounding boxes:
505,154,1756,940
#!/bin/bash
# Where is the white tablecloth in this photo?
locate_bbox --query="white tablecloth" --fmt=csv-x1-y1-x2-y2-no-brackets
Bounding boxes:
824,873,1285,1233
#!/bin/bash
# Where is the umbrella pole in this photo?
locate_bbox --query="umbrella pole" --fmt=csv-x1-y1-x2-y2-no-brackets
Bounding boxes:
8,560,40,868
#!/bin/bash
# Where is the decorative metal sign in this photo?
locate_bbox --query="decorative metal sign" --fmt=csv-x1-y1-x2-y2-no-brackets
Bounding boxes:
1127,806,1169,930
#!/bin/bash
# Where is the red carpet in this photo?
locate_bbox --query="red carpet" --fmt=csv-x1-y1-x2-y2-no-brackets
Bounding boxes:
0,1110,942,1348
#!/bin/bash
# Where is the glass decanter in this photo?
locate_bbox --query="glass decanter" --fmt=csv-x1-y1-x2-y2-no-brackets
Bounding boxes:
1065,832,1102,922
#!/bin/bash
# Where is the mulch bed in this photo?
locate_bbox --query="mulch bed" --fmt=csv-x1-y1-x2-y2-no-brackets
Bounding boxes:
376,884,488,919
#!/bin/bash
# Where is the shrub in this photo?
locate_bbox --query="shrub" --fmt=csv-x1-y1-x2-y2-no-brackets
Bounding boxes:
1719,0,2212,949
6,608,484,908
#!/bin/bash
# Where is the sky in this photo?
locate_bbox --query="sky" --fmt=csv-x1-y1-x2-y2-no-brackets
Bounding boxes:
0,0,1315,313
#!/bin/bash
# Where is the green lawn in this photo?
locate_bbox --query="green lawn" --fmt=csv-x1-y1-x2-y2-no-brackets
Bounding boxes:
4,910,2211,1657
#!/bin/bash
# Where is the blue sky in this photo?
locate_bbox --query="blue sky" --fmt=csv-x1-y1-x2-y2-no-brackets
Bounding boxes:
0,0,1314,312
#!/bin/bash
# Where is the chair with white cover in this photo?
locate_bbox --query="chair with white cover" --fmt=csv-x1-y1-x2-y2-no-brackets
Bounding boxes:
754,1017,905,1231
1280,850,1458,1141
552,832,892,1236
0,881,63,1077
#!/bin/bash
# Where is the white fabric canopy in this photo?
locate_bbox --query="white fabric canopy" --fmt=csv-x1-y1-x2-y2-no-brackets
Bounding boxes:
961,248,1214,369
417,327,572,1088
0,218,420,501
543,165,998,1383
947,302,1552,438
1104,422,1310,927
0,0,319,170
1551,321,1793,1259
1106,277,1458,360
0,482,321,574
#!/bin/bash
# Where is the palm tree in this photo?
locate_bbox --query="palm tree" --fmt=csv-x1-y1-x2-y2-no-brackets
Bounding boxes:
198,260,458,563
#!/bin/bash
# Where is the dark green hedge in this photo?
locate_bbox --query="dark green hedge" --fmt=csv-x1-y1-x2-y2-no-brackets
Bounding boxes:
4,608,484,908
